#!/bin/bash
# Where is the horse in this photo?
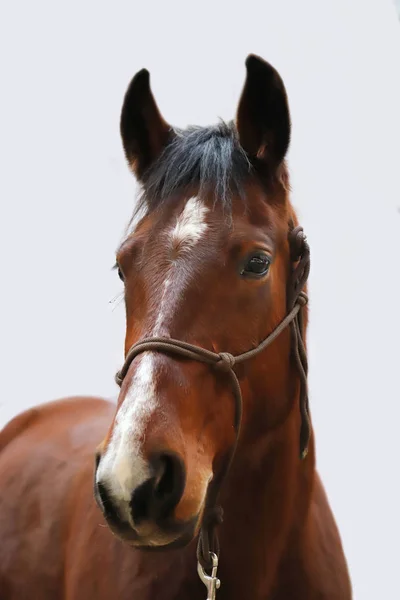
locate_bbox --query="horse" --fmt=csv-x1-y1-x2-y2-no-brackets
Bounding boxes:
0,54,352,599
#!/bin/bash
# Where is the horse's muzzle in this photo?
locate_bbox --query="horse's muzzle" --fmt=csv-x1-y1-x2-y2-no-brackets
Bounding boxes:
93,451,196,548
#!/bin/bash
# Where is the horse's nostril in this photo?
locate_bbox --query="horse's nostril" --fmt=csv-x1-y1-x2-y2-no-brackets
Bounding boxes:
129,479,154,524
154,453,185,516
130,453,185,525
96,482,122,526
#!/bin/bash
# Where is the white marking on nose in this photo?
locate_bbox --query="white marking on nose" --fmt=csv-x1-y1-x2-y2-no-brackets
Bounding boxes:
98,197,209,521
96,352,156,523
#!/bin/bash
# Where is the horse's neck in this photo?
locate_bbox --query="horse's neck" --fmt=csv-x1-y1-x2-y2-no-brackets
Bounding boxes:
215,402,315,599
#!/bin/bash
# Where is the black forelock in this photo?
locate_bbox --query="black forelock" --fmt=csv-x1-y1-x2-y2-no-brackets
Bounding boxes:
136,121,253,213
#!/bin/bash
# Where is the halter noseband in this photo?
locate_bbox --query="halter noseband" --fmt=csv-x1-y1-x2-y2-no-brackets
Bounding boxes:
114,225,310,583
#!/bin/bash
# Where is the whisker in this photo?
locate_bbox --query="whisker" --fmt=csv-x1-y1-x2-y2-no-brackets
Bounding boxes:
109,292,124,311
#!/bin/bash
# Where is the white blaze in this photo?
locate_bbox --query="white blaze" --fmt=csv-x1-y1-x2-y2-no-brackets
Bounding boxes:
97,197,209,522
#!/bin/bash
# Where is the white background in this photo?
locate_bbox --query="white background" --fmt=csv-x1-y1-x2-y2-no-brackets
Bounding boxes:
1,1,399,597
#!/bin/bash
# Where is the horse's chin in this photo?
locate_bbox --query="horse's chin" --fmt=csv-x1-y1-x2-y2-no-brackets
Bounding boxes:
105,514,199,552
133,528,197,552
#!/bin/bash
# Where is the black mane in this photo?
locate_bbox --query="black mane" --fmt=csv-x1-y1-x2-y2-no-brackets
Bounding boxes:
138,121,252,212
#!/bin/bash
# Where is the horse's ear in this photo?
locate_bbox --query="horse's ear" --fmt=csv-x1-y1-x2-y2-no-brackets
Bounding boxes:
236,55,291,167
120,69,174,179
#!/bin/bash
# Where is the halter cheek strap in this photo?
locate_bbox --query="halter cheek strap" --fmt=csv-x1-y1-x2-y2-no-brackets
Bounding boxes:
114,225,310,574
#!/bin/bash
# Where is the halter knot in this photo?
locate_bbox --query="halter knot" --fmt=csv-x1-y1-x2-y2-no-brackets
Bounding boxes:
289,225,307,261
215,352,235,372
297,292,308,307
203,505,224,528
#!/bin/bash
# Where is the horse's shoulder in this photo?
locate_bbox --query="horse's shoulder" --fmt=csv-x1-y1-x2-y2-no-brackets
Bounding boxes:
0,396,114,453
0,405,42,453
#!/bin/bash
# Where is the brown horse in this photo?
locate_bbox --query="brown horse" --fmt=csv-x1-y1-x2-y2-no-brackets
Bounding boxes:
0,55,352,599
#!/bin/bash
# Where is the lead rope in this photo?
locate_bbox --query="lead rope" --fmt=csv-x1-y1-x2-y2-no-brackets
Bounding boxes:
114,226,310,598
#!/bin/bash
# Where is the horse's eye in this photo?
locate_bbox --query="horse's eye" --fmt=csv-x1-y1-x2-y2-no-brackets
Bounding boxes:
241,253,271,278
116,264,125,282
